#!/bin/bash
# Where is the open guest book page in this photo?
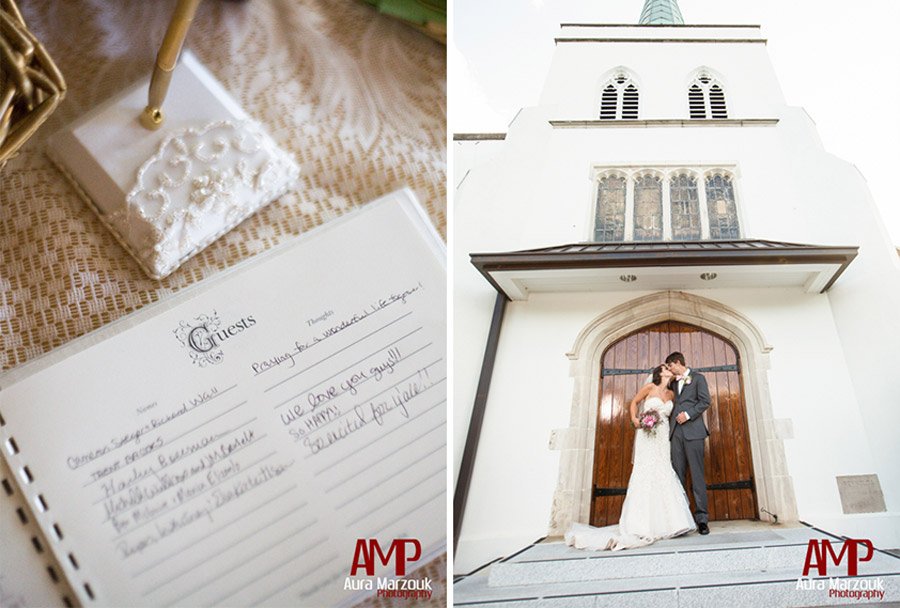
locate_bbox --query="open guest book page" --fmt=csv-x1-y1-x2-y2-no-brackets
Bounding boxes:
0,189,446,607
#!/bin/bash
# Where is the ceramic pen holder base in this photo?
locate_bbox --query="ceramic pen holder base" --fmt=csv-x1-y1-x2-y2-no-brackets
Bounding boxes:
47,51,299,279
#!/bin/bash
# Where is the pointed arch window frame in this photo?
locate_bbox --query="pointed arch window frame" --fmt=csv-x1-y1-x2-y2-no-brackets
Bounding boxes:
591,165,743,242
670,172,703,240
705,171,741,239
594,172,628,241
687,71,729,120
598,71,641,121
632,171,664,241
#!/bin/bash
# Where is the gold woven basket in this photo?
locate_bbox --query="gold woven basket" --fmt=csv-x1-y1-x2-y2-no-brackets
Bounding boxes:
0,0,66,168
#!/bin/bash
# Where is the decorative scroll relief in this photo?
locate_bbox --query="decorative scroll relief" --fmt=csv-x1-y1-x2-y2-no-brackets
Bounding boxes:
110,120,300,278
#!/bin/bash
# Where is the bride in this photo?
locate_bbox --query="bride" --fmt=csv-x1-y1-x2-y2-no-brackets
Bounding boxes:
565,364,696,551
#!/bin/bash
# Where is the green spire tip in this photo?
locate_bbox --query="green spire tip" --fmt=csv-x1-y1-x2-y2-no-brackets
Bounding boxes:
639,0,684,25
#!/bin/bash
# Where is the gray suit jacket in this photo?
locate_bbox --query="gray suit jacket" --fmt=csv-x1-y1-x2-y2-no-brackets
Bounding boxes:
670,371,711,440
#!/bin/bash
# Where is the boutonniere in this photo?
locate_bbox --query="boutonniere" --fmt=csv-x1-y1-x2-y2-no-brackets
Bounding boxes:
684,377,692,385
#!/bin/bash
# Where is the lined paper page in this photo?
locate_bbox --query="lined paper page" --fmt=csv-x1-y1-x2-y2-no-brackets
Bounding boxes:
0,191,446,607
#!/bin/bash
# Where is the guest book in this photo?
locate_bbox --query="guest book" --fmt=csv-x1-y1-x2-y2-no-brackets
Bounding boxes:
0,190,446,607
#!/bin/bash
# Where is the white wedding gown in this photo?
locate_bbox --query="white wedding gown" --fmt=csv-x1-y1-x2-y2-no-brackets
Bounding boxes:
566,397,696,551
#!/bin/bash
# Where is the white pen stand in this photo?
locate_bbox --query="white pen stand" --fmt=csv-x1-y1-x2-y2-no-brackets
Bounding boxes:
47,51,299,279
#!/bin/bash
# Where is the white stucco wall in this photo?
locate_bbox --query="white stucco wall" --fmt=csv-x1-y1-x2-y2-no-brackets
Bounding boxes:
454,288,887,572
453,24,900,572
454,139,506,190
540,27,785,121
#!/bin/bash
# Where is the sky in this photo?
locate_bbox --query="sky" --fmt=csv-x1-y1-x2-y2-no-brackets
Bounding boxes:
450,0,900,244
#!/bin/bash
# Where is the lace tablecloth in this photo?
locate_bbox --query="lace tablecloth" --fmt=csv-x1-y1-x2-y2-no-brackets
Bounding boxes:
0,1,446,605
0,0,446,371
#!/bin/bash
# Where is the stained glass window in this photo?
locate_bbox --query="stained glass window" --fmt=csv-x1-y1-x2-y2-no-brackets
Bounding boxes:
594,176,627,241
591,169,741,242
706,174,739,238
670,174,701,240
633,175,662,241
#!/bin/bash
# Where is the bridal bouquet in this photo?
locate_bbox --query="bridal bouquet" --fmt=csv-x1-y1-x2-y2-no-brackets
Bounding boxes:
639,409,661,436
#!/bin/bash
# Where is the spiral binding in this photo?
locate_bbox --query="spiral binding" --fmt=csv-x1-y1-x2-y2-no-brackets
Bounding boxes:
1,410,92,605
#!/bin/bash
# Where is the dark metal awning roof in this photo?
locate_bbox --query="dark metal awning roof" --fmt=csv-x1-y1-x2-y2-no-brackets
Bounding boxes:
470,239,858,300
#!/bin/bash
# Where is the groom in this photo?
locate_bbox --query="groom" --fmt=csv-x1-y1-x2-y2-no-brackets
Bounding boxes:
665,352,711,535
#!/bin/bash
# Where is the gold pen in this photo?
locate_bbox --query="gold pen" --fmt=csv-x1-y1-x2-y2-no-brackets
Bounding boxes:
139,0,203,130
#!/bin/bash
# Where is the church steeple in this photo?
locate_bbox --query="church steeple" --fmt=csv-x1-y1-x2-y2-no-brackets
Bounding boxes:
639,0,684,25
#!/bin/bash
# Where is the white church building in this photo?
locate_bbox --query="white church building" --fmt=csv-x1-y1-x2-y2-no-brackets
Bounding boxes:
452,0,900,599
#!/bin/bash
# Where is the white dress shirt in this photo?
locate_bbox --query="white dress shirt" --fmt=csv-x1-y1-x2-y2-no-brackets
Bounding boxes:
678,368,691,419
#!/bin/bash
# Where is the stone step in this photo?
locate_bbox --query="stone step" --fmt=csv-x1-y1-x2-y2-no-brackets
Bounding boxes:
507,527,806,561
486,527,900,589
456,566,900,608
489,541,817,587
454,524,900,607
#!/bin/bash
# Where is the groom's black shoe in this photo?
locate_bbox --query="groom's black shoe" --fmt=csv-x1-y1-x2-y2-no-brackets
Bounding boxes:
698,523,710,535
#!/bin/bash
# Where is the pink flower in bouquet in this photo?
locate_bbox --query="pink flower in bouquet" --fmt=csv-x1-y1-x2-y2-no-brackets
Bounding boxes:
639,409,661,435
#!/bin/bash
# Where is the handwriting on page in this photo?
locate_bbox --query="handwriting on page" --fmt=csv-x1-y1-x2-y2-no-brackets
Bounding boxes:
64,385,302,562
250,285,424,376
252,283,445,446
257,285,444,454
258,283,446,544
61,387,327,607
52,284,442,606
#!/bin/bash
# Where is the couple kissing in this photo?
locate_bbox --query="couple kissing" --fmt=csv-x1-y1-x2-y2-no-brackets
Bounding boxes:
566,352,711,551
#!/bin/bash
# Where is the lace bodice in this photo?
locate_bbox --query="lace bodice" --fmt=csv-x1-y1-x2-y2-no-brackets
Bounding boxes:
643,396,673,417
635,396,673,460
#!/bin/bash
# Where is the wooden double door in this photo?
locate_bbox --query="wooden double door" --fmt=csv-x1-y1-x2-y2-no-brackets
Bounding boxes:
590,321,757,526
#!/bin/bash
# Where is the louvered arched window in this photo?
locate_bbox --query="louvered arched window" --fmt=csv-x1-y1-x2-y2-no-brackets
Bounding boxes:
599,72,640,120
688,73,728,119
600,85,618,120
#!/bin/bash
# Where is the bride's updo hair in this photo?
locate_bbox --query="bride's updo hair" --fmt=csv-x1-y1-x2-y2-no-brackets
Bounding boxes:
651,365,665,386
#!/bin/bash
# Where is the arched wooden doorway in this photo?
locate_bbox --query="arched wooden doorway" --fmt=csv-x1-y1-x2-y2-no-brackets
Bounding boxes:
589,321,757,526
